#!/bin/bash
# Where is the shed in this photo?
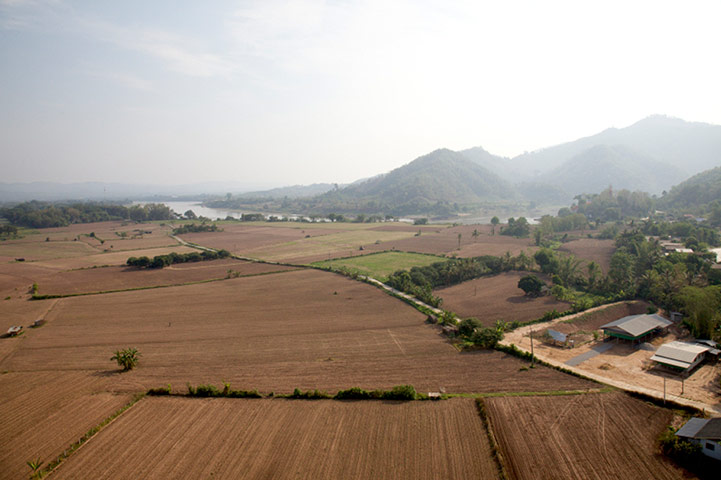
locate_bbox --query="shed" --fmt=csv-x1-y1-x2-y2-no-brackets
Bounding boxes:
676,417,721,461
650,341,710,372
600,314,672,343
547,329,568,347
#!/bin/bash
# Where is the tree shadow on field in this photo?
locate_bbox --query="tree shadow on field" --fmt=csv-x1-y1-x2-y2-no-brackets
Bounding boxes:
92,369,122,377
505,295,534,304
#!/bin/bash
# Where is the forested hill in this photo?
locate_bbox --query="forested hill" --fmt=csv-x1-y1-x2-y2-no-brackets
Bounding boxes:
311,149,518,215
659,166,721,212
536,144,687,195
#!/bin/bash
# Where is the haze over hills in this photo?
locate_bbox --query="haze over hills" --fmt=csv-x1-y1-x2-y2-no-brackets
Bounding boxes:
308,149,518,215
659,165,721,211
3,116,720,217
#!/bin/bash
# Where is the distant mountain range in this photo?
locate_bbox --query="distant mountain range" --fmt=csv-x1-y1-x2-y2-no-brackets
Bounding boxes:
464,115,721,201
2,116,720,216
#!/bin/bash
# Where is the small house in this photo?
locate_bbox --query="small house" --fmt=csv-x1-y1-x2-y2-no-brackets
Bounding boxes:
650,341,710,372
675,417,721,461
600,314,672,343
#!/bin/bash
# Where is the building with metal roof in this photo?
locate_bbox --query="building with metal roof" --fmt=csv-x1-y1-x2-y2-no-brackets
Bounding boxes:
676,417,721,461
650,341,711,372
599,314,672,342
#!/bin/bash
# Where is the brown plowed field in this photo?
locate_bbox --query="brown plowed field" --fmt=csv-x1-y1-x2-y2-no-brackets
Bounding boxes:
32,245,196,269
0,371,132,480
435,272,571,326
3,269,591,394
53,397,497,480
558,238,616,273
485,393,688,480
37,259,296,295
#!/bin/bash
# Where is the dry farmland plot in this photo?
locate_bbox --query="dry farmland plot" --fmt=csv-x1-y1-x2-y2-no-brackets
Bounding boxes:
53,397,498,480
558,238,616,273
3,269,592,394
485,392,688,480
37,259,297,296
0,371,132,480
30,245,197,270
435,272,571,326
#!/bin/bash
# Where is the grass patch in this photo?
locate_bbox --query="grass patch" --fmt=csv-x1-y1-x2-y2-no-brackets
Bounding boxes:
312,251,445,281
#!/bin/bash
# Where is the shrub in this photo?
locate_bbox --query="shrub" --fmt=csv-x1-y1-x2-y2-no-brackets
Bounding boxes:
110,348,140,371
334,387,373,400
659,426,702,463
458,318,483,337
147,384,172,396
289,388,331,399
383,384,418,400
470,327,503,348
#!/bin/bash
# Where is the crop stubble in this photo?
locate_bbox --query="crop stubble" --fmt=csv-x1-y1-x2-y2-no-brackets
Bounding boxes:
4,269,591,394
484,392,687,480
53,397,498,480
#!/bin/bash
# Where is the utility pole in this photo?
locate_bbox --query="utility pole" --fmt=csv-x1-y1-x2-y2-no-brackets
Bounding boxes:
530,330,535,366
663,377,666,405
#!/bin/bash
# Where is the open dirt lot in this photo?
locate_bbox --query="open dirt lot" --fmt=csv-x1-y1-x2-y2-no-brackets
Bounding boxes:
435,272,570,326
0,371,132,480
2,269,591,395
53,396,497,480
558,238,616,273
504,302,721,409
485,392,689,480
37,259,297,296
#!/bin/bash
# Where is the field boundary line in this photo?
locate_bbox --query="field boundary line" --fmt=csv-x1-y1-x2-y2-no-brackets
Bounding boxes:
30,268,298,299
475,398,508,480
43,392,146,478
448,387,614,399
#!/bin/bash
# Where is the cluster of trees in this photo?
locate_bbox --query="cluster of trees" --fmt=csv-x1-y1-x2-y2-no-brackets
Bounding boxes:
0,201,174,228
536,211,588,235
0,224,18,236
500,217,530,237
172,223,220,235
639,220,720,248
573,188,654,223
126,249,230,269
386,252,536,307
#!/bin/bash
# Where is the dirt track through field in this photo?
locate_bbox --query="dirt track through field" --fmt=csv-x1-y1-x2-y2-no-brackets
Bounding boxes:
53,397,498,480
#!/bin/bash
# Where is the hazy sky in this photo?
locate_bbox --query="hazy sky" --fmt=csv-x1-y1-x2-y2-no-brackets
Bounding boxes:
2,0,720,188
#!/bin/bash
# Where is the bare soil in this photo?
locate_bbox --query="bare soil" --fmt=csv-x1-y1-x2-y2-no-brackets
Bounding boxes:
485,392,690,480
37,259,296,295
504,302,721,408
435,272,571,326
2,269,591,395
0,371,132,480
53,397,497,480
558,238,616,273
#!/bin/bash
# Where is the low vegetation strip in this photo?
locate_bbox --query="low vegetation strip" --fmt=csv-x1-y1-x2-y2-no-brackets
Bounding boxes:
41,393,146,478
126,248,230,269
148,383,426,401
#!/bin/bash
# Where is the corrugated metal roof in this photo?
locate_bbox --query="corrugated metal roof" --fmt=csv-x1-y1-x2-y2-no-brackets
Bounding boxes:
677,418,721,440
696,418,721,440
649,355,691,369
548,329,567,343
676,418,708,439
654,341,709,364
600,314,672,338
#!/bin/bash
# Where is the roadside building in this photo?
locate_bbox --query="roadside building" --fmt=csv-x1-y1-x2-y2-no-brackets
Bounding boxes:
675,418,721,461
600,314,672,343
650,341,711,372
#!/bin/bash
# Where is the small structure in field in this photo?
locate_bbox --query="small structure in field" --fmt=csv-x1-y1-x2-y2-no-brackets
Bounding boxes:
600,314,672,344
675,417,721,461
547,329,568,347
650,341,711,372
